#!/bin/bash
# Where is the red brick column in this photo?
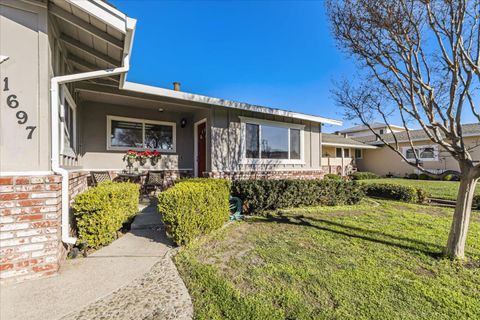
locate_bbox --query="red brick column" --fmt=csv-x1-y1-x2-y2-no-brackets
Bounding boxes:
0,175,64,283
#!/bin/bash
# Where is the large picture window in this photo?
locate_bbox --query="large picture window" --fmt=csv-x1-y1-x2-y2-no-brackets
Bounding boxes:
107,116,176,152
241,117,304,164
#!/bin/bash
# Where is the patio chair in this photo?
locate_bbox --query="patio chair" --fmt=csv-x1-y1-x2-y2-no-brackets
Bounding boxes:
90,171,112,186
142,170,167,196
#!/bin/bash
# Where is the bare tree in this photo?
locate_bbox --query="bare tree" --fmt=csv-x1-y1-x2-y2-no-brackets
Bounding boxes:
326,0,480,259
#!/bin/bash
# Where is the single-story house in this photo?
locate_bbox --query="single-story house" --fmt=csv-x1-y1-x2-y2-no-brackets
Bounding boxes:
0,0,359,282
335,123,480,177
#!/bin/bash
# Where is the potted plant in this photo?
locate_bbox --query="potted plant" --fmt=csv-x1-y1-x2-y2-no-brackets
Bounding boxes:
150,150,161,166
123,150,137,173
136,151,148,166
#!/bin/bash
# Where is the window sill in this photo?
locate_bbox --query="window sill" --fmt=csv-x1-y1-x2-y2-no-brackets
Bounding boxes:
107,146,177,153
240,159,305,165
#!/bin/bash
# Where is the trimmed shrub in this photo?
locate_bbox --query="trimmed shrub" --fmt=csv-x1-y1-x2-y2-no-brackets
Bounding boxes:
158,178,230,245
73,181,139,249
231,179,364,214
418,173,432,180
351,172,380,180
407,173,419,180
325,173,342,180
443,174,460,181
364,183,428,203
473,195,480,210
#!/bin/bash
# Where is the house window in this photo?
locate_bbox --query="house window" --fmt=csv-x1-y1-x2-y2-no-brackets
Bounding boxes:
379,129,385,134
336,148,342,158
241,117,304,164
344,148,350,158
403,145,438,161
355,149,362,159
60,86,76,156
107,115,176,152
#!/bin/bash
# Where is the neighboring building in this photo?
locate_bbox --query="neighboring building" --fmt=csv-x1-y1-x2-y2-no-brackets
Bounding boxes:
320,133,377,176
337,123,480,176
338,122,406,138
0,0,343,282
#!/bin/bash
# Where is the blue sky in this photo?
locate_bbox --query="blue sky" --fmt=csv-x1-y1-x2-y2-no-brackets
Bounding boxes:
110,0,477,132
110,0,354,132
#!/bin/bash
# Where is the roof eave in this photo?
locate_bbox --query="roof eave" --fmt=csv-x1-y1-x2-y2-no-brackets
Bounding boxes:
322,142,378,149
122,81,342,125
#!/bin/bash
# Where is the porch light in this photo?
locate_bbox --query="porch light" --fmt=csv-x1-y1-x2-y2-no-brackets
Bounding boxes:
158,108,164,112
181,118,187,128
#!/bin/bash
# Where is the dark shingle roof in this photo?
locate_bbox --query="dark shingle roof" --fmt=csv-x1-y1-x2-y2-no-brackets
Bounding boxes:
352,123,480,145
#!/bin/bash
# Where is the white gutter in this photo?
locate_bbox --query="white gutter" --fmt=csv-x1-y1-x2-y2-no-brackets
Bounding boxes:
51,22,135,245
321,142,378,149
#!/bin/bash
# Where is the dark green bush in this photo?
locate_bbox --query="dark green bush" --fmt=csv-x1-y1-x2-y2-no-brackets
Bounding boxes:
443,174,460,181
351,172,380,180
73,181,139,249
231,179,364,214
364,183,428,203
473,195,480,210
418,173,432,180
158,178,231,245
407,173,419,179
324,173,342,180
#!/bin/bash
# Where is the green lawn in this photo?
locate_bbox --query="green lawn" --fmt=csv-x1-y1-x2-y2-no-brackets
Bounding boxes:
361,178,480,200
175,201,480,320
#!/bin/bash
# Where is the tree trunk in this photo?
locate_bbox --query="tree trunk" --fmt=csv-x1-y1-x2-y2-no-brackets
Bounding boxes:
445,167,478,259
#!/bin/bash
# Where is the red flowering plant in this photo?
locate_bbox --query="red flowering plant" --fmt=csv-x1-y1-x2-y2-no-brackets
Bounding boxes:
149,150,161,165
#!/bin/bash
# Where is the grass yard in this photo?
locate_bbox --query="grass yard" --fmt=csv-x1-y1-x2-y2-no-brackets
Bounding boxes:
175,200,480,320
361,178,480,200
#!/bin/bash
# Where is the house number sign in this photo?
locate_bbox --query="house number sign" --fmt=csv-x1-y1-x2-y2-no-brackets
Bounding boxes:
3,77,37,139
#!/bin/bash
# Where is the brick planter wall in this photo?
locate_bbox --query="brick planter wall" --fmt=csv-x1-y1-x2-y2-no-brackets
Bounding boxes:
205,170,325,180
0,175,63,283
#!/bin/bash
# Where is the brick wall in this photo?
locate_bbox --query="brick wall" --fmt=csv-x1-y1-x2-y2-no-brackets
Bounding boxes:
205,170,325,180
0,175,63,283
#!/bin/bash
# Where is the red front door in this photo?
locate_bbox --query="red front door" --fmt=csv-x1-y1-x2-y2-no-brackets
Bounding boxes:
197,122,206,177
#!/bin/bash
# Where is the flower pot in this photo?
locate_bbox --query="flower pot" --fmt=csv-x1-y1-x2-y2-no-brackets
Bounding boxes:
150,157,159,166
139,158,147,166
126,157,136,166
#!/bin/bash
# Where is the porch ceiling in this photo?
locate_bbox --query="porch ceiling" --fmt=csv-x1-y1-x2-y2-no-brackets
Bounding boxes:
77,85,210,113
49,0,128,82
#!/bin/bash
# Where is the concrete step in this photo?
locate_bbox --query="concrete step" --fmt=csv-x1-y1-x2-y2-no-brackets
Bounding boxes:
131,203,162,230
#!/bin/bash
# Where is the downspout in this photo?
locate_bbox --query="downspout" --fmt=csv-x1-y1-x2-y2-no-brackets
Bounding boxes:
52,18,136,245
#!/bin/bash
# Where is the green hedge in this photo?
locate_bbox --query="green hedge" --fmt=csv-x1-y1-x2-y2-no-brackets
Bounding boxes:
324,174,342,180
364,183,428,203
231,179,364,214
351,171,380,180
73,181,139,249
158,178,231,245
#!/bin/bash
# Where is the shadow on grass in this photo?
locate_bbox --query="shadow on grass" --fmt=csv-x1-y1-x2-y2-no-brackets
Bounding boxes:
254,214,443,259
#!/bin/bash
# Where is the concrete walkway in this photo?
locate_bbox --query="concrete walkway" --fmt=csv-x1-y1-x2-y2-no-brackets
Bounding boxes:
0,202,193,320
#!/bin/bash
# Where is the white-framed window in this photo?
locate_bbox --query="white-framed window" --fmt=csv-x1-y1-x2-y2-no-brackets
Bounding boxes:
402,145,438,162
239,117,305,164
355,148,362,159
107,115,176,152
60,85,76,157
344,148,350,158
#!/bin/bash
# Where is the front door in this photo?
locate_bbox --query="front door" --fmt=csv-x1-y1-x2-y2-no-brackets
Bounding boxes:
197,121,206,177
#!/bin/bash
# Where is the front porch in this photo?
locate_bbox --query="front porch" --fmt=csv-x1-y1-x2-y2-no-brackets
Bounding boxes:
60,84,212,179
